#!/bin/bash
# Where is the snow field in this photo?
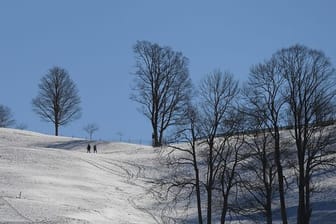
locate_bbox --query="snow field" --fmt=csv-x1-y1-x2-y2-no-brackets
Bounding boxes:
0,128,159,223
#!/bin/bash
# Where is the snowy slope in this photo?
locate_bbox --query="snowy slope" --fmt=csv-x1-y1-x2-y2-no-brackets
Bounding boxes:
0,128,160,223
1,127,336,223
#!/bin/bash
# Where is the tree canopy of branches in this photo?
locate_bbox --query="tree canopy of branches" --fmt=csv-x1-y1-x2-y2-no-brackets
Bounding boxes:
198,70,240,224
131,40,192,147
277,44,336,224
242,44,336,224
149,44,336,224
0,104,15,127
243,58,288,224
32,66,81,136
155,70,241,223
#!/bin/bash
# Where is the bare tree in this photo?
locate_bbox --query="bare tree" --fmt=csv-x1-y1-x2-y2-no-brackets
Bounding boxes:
131,40,192,147
217,126,245,224
165,104,204,223
0,104,15,127
239,118,277,224
277,44,336,224
83,123,99,140
32,66,81,136
147,100,205,223
243,58,289,223
198,70,239,224
153,70,241,223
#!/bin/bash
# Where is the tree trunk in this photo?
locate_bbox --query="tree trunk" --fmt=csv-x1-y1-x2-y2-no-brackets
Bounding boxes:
297,172,306,224
297,156,312,224
264,157,273,224
274,129,288,224
220,195,228,224
159,129,164,146
55,123,59,136
266,187,273,224
192,143,203,224
195,166,203,224
152,126,160,147
305,179,311,224
207,144,214,224
297,140,306,224
207,186,212,224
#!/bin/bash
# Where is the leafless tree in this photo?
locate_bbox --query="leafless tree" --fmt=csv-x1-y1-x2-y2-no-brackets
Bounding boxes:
167,104,204,223
277,44,336,224
0,104,15,127
131,40,192,147
239,115,277,224
153,104,205,223
198,70,239,223
216,125,245,224
242,58,289,223
153,70,241,223
32,66,81,136
83,123,99,140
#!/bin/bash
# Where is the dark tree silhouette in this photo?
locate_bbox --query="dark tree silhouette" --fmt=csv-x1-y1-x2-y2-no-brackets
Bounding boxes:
243,58,288,224
131,40,192,147
155,104,204,223
32,66,81,136
198,70,239,224
153,70,241,223
278,45,336,224
239,118,277,224
0,104,15,127
83,123,99,140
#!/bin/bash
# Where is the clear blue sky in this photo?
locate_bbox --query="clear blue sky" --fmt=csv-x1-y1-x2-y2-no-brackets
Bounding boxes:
0,1,335,144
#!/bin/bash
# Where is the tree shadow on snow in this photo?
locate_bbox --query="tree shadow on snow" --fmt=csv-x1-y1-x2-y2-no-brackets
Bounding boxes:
270,201,336,224
36,140,91,151
179,200,336,224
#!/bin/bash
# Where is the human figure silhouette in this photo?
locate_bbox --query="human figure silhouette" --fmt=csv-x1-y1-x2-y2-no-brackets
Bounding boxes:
93,144,97,153
87,144,91,153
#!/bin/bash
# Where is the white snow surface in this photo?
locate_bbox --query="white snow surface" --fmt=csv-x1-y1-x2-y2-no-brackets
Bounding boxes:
1,127,336,223
0,128,160,223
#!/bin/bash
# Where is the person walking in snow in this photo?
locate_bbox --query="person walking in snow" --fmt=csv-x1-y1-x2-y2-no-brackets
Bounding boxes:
93,144,97,153
87,144,91,153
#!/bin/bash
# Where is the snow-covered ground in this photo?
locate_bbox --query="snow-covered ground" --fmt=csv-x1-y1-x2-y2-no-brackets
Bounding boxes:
0,128,160,223
1,127,336,223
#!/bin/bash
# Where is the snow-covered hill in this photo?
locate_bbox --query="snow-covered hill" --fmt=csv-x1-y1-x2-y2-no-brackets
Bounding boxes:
0,128,160,223
1,127,336,223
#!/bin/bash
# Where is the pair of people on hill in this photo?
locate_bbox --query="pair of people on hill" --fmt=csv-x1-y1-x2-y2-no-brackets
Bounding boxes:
87,144,97,153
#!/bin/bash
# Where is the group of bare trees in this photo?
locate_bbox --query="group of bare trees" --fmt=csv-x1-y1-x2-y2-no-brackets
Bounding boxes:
241,45,336,224
30,40,192,139
4,40,334,223
151,70,245,223
133,43,336,223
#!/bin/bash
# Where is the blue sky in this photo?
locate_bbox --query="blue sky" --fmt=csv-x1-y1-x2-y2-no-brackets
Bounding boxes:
0,1,335,144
